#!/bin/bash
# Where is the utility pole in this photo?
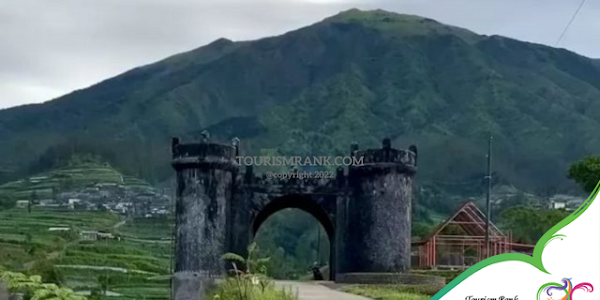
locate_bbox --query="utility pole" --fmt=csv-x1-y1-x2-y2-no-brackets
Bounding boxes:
485,136,493,259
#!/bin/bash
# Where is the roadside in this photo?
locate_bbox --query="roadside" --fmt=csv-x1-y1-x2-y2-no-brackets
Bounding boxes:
274,281,373,300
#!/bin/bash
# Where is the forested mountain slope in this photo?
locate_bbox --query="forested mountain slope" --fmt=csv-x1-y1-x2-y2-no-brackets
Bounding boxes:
1,9,599,192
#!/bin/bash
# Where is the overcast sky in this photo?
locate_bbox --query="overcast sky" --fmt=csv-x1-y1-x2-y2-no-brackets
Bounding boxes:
1,0,598,109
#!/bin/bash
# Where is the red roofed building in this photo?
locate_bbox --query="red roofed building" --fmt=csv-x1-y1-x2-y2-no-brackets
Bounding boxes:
412,201,534,269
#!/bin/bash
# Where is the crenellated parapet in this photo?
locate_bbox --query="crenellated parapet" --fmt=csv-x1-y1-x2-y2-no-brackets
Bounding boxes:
349,138,417,176
171,137,239,171
354,147,416,165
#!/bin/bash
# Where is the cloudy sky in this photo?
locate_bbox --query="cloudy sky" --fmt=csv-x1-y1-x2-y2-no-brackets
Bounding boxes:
1,0,598,109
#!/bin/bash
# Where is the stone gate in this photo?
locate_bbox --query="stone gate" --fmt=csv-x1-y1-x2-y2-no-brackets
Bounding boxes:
170,136,417,300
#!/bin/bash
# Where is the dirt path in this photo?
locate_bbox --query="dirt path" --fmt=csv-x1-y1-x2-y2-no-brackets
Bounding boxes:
274,281,372,300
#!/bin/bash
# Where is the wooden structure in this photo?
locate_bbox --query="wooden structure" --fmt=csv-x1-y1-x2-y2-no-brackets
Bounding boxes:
413,201,519,269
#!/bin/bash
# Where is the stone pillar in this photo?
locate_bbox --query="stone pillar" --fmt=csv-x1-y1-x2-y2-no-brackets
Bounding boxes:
171,137,238,300
338,138,417,274
0,281,8,300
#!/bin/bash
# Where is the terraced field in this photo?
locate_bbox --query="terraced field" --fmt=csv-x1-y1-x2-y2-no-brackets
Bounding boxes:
0,207,173,300
0,161,153,203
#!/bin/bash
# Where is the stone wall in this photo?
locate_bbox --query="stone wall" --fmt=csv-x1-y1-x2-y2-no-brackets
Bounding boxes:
174,168,231,273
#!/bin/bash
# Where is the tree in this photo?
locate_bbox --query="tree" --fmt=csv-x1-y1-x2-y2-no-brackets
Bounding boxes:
500,206,570,244
412,222,433,239
568,156,600,193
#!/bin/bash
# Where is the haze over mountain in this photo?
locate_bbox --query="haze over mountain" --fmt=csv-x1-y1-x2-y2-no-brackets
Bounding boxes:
1,9,599,193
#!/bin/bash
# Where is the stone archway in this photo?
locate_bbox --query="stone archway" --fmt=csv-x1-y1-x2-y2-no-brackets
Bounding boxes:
170,137,418,300
250,194,336,280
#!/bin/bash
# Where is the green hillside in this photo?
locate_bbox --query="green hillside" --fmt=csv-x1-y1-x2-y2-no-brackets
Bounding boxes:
1,9,599,193
0,157,153,209
0,158,172,299
0,207,172,300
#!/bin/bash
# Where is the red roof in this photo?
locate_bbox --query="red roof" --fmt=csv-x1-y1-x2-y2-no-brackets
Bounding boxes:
415,201,506,245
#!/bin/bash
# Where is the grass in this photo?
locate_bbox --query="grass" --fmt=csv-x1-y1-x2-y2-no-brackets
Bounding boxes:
207,278,298,300
411,269,463,283
342,285,432,300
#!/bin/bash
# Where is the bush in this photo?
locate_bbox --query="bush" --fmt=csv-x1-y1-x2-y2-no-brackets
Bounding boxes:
211,242,297,300
0,270,86,300
207,278,296,300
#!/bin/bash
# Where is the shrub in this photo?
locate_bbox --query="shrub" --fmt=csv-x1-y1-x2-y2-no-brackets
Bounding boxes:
0,270,86,300
211,242,297,300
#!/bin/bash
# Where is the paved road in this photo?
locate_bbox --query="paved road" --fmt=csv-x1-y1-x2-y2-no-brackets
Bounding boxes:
274,281,372,300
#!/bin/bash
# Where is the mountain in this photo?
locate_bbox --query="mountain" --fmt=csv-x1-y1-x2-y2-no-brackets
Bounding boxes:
1,9,600,193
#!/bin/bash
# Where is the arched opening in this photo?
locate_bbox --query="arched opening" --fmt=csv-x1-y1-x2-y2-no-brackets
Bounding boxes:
251,194,335,280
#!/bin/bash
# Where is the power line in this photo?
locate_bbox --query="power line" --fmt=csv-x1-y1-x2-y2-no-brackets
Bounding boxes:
556,0,587,46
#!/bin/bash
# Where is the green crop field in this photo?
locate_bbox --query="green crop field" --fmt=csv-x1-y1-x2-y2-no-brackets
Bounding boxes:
0,207,173,300
0,158,173,299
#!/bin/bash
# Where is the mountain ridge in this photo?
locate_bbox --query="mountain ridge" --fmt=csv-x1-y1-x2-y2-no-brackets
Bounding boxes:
1,9,599,193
